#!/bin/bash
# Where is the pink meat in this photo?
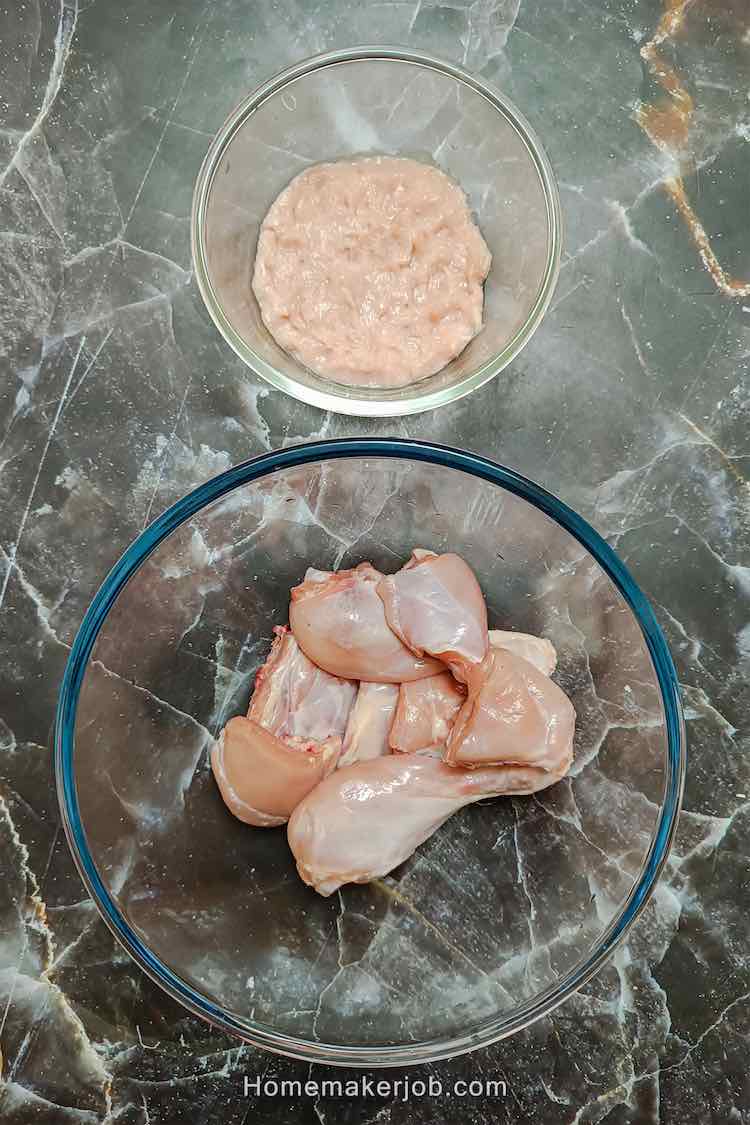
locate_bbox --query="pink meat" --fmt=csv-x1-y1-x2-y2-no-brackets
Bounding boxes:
248,625,356,742
339,679,398,769
289,563,443,682
211,716,341,827
445,648,575,773
288,752,570,896
339,681,399,767
251,156,491,388
489,629,557,676
389,671,465,755
377,550,488,683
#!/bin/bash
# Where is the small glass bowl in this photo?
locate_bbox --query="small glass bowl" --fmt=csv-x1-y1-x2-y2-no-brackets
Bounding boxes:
56,440,684,1067
191,47,561,417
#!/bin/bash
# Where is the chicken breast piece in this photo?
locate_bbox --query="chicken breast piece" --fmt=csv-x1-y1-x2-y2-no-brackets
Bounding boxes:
288,752,569,895
289,562,443,682
389,671,465,755
445,648,575,773
377,550,488,683
211,716,341,827
489,629,557,676
339,682,399,767
249,625,356,741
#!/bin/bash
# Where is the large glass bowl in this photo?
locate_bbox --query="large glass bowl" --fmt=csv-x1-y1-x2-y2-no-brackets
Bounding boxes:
191,48,561,417
55,441,684,1066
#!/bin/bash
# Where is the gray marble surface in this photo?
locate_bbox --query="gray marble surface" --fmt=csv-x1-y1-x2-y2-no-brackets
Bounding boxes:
1,0,749,1122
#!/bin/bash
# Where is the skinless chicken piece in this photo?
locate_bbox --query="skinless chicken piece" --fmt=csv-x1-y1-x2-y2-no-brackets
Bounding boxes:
303,567,331,583
339,682,399,767
445,648,575,773
248,625,356,741
213,628,355,828
389,633,558,755
489,629,557,676
389,672,465,755
377,549,488,683
288,752,570,896
289,562,443,682
211,716,341,827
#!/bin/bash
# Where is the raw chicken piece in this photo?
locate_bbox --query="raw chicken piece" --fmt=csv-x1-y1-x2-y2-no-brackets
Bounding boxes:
489,630,557,676
445,648,575,773
377,550,488,683
389,671,465,755
288,752,569,896
388,631,556,755
339,682,399,767
249,625,356,741
289,563,443,682
211,716,341,827
303,567,330,583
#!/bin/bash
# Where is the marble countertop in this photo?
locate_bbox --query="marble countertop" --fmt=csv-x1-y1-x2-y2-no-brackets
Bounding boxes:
1,0,748,1121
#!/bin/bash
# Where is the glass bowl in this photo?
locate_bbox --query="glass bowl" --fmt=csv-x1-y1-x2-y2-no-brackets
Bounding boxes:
191,48,561,417
55,440,684,1066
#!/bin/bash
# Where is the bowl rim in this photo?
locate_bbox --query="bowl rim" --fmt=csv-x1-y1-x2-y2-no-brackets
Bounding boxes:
55,439,685,1067
190,46,563,418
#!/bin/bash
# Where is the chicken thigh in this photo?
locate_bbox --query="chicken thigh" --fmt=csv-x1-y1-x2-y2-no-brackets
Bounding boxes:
289,563,442,682
389,671,465,755
377,550,488,683
339,681,399,767
388,633,559,754
211,716,341,827
445,648,575,773
489,629,557,676
288,752,569,895
249,625,356,741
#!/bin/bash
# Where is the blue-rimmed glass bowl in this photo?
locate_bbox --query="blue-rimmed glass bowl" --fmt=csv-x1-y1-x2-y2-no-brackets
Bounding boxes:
55,440,684,1067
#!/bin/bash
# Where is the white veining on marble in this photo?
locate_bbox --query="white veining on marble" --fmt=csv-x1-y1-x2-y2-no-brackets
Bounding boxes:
1,0,748,1119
